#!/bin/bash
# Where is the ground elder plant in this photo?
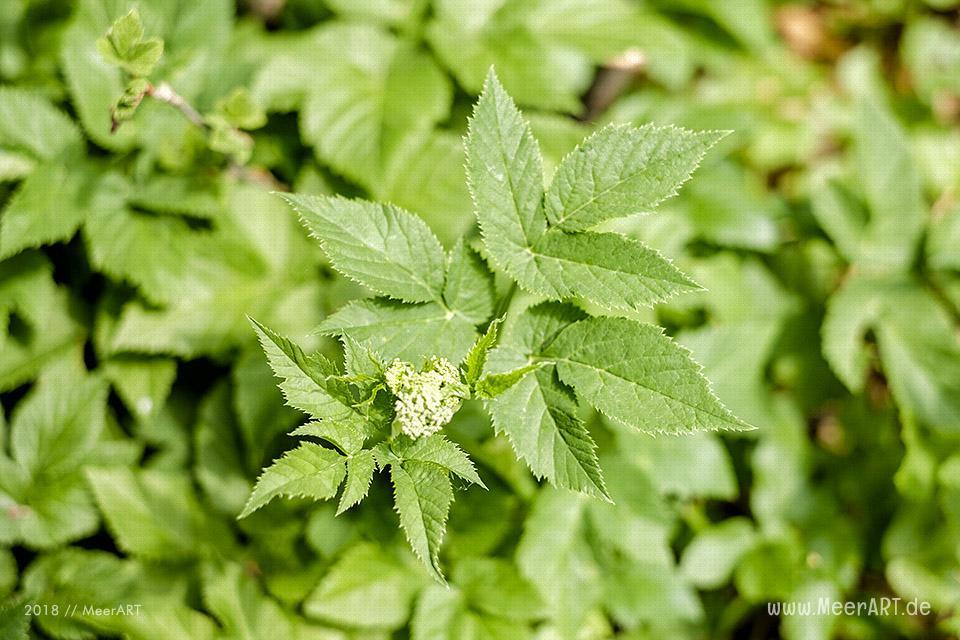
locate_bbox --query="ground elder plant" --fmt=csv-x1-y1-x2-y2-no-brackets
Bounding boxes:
239,70,751,581
5,2,958,638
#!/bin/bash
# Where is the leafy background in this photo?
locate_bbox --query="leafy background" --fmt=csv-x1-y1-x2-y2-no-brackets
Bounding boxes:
1,0,959,638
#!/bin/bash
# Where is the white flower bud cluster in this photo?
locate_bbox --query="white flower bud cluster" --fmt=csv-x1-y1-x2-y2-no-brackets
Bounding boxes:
384,357,465,439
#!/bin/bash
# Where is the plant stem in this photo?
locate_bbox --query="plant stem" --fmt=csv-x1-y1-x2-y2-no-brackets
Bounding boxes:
147,81,207,129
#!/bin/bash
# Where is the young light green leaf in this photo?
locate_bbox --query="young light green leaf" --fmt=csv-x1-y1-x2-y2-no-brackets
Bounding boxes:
215,87,267,130
102,10,145,58
547,317,752,434
280,194,447,303
545,123,728,231
393,435,485,488
249,317,370,437
390,461,453,582
474,362,544,399
337,450,376,515
239,443,346,518
462,318,503,387
96,10,164,77
318,299,478,363
340,334,385,379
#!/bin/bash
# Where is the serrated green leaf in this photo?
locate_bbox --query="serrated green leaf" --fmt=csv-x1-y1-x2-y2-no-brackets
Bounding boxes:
443,239,495,324
465,69,547,283
391,461,453,582
250,318,371,441
527,230,702,311
488,368,608,500
10,374,107,476
0,598,28,640
466,72,701,311
0,163,96,260
290,420,370,455
340,334,385,380
474,363,544,399
303,542,424,629
393,435,485,488
547,317,752,434
545,123,727,231
462,318,502,387
336,449,376,514
239,443,346,517
281,193,446,303
318,299,478,363
481,303,605,499
202,562,294,640
0,88,83,161
254,24,451,188
86,467,235,559
102,355,176,419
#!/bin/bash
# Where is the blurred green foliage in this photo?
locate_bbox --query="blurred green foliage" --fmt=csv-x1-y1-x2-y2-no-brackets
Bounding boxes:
1,0,959,638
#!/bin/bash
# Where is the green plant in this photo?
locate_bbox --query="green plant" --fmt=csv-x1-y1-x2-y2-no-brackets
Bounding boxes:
239,70,750,581
2,1,960,638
